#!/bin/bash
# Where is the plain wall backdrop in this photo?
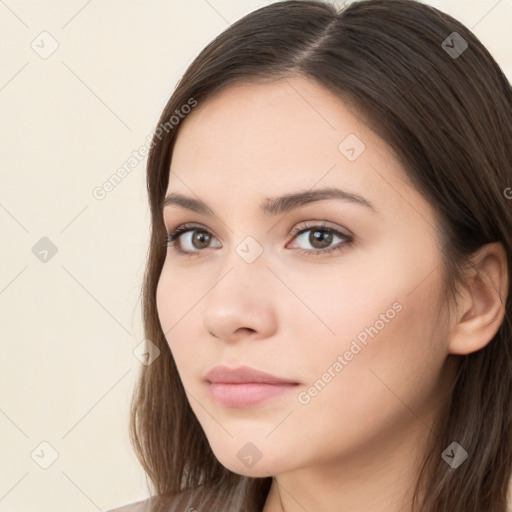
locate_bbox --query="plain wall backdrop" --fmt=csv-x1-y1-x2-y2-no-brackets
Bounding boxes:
0,1,511,511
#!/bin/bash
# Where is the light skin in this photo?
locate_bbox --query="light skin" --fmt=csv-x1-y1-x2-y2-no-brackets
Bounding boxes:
156,76,508,512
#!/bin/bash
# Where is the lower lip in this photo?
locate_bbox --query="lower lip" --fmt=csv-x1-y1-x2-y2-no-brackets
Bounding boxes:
207,382,298,407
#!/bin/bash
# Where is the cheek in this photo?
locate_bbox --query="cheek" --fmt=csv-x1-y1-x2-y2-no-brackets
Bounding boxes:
156,271,185,361
285,262,399,365
155,270,204,373
302,273,446,428
293,246,445,394
283,242,403,345
155,274,171,329
155,264,194,329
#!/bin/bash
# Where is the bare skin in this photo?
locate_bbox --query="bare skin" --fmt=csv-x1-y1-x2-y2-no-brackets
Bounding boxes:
156,76,508,512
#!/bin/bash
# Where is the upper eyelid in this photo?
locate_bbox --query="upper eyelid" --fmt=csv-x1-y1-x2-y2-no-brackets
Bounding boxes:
167,222,218,240
166,220,342,233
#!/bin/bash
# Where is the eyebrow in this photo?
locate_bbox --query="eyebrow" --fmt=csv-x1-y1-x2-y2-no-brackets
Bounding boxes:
161,187,377,217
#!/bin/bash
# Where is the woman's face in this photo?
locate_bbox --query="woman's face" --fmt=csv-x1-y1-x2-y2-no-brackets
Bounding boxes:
156,76,454,478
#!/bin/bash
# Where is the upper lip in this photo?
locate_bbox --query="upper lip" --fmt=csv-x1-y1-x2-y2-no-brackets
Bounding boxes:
204,365,299,385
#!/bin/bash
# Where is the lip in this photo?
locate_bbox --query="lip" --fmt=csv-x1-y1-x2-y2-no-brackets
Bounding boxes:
204,365,299,385
204,365,300,408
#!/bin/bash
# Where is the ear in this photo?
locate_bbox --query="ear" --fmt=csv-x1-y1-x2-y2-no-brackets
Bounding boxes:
448,242,509,355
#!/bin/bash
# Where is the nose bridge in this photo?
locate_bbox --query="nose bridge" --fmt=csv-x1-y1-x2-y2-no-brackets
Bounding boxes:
210,235,268,302
202,237,276,340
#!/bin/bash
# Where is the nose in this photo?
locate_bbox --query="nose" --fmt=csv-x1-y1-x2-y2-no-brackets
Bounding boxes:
202,257,278,344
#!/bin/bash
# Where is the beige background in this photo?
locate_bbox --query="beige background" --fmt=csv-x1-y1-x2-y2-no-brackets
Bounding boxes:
0,1,510,511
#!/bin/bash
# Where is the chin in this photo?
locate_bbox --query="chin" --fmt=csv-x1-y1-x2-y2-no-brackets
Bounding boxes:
219,460,278,478
211,448,291,479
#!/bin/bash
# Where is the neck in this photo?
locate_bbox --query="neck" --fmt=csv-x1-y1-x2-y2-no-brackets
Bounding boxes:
261,419,435,512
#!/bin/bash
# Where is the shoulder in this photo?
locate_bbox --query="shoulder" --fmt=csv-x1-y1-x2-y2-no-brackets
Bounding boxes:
105,482,247,512
105,496,153,512
106,487,236,512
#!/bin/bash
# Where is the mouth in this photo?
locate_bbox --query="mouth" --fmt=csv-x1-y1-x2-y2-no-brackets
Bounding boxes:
204,364,300,408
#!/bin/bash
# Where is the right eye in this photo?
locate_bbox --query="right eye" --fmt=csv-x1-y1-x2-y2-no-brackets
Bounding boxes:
164,224,221,255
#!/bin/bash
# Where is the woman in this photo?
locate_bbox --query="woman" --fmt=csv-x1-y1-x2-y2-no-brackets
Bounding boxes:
108,0,512,510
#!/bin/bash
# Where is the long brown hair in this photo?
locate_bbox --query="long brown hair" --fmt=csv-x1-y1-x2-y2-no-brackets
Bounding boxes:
129,1,512,510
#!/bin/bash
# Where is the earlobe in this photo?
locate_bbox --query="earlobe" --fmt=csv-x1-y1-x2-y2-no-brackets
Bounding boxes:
448,242,509,356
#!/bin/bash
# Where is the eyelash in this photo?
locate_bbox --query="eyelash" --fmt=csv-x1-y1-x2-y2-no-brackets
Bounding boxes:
163,221,354,257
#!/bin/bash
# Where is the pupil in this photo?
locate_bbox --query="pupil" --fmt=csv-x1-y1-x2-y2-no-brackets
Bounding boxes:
311,230,332,249
194,231,210,249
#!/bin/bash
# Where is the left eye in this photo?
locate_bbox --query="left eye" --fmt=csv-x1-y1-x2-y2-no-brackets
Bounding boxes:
164,222,353,256
288,223,353,255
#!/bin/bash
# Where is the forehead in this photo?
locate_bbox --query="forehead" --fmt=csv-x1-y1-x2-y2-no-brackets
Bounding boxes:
170,77,373,173
166,76,422,219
